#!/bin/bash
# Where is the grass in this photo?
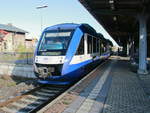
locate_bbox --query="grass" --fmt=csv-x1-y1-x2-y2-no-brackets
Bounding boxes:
7,82,16,87
0,44,34,62
62,96,73,105
62,99,71,105
0,76,16,87
0,52,33,62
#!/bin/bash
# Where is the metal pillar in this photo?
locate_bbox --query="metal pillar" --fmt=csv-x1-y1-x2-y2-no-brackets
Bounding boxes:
137,15,148,74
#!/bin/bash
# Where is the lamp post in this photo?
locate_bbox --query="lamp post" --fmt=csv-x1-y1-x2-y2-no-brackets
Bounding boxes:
36,5,48,32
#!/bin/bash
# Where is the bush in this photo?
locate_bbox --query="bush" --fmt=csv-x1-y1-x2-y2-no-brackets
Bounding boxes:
15,44,34,52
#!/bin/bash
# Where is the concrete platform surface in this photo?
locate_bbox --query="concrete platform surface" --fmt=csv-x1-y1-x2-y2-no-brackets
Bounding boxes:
62,57,150,113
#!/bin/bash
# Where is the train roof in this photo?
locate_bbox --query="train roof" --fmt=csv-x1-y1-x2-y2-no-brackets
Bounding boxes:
44,23,80,31
44,23,110,41
106,39,113,46
79,24,97,36
97,33,106,40
44,23,97,36
97,33,113,46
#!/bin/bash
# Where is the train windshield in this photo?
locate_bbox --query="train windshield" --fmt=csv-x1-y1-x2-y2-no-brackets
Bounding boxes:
38,31,72,56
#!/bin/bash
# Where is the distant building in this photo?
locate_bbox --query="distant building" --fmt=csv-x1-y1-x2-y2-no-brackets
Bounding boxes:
25,38,38,49
0,23,28,52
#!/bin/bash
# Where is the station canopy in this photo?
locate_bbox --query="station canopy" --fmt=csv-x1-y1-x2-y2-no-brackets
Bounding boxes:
79,0,150,45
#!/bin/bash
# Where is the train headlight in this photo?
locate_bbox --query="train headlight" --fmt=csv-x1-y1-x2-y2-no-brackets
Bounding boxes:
34,56,38,63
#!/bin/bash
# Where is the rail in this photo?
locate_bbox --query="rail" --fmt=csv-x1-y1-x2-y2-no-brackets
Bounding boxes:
0,85,69,113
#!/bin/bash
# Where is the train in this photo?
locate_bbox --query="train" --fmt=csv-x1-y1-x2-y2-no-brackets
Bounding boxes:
33,23,112,85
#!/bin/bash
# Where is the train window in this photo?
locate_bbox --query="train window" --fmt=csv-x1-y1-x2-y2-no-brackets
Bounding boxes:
87,35,92,54
93,37,96,53
103,43,107,52
99,39,101,54
97,38,100,53
101,43,104,53
76,36,84,55
40,33,70,50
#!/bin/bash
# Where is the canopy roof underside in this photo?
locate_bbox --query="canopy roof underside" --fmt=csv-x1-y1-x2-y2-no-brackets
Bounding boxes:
79,0,150,44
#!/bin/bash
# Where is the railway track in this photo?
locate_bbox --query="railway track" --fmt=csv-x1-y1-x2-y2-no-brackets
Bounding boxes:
0,85,69,113
0,60,109,113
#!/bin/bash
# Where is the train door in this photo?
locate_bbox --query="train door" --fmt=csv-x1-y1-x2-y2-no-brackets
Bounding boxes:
87,34,93,60
75,35,85,62
70,34,85,66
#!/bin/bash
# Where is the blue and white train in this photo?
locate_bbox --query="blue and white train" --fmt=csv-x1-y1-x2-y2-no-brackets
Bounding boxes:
33,23,112,85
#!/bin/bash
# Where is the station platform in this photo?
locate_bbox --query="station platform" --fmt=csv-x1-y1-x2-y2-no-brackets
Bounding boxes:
40,56,150,113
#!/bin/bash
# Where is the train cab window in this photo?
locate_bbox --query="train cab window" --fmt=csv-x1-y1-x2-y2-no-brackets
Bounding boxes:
76,36,84,55
38,30,72,56
87,35,92,54
93,37,96,53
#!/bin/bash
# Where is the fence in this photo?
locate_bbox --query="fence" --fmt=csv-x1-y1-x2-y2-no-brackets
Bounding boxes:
0,52,34,65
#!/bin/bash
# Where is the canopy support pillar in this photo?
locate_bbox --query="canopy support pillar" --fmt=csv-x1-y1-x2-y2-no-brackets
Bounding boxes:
137,14,148,74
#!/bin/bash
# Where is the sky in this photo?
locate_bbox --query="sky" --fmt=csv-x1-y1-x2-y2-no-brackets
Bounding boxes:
0,0,118,46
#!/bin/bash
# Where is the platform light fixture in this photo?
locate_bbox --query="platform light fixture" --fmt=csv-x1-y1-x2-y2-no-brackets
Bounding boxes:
113,16,117,21
109,0,114,4
36,5,48,9
109,0,115,10
36,5,48,32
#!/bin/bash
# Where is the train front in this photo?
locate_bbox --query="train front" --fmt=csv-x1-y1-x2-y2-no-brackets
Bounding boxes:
33,26,75,85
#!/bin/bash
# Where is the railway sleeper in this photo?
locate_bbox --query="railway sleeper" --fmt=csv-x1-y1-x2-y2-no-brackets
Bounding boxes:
27,95,49,100
35,91,55,97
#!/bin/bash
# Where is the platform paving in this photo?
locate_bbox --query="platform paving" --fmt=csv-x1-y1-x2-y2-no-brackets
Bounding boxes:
62,58,150,113
102,59,150,113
